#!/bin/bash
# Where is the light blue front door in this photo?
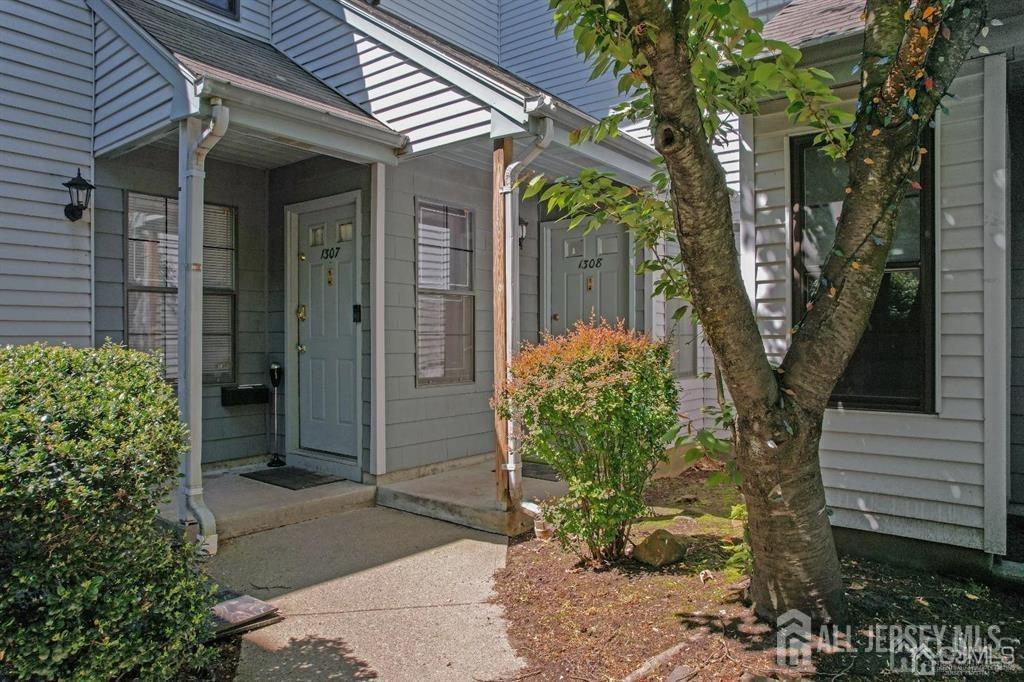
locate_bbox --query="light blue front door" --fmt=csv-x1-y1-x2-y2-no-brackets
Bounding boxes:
547,222,630,335
298,203,358,456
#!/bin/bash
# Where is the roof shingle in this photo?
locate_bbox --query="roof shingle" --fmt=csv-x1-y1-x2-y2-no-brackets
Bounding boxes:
112,0,393,132
762,0,864,48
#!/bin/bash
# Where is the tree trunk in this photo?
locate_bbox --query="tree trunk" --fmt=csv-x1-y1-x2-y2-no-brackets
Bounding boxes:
737,405,845,624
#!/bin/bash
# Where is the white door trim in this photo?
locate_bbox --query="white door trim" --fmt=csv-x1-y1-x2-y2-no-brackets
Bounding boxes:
539,220,638,334
284,190,363,480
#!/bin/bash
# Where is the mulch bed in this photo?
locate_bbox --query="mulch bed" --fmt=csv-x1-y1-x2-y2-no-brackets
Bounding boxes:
493,468,1024,681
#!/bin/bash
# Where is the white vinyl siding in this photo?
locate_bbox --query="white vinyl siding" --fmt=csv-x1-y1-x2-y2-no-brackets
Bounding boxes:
382,155,495,470
271,0,492,153
92,17,175,156
0,0,94,346
746,59,993,550
383,0,499,62
498,0,620,119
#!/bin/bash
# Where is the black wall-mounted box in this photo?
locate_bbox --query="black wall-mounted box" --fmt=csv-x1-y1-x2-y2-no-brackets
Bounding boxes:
220,384,270,407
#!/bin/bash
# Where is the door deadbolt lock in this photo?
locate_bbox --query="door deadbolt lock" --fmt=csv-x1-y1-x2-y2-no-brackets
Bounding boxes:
296,304,307,321
298,252,306,261
296,344,306,353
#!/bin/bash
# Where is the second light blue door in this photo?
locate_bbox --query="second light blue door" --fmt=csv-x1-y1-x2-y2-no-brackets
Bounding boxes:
547,222,630,335
298,202,358,457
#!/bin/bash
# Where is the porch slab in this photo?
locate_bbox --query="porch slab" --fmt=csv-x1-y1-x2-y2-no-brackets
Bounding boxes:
160,465,375,542
377,460,567,536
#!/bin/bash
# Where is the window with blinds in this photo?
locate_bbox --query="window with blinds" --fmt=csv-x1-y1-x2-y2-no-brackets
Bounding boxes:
126,192,237,385
415,199,474,385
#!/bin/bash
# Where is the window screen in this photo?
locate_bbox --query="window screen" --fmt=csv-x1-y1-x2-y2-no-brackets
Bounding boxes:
126,192,237,384
791,133,935,412
415,200,475,385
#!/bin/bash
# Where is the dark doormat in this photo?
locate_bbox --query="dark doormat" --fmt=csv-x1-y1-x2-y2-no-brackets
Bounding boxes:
240,466,343,490
522,461,560,482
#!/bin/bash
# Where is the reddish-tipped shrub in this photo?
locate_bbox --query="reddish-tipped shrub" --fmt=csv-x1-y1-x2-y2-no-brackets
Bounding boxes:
497,321,678,561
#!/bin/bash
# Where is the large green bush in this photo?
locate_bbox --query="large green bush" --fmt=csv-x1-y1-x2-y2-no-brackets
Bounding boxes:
497,321,678,562
0,343,214,680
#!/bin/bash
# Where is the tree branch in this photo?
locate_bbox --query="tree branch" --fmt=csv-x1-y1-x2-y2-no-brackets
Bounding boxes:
780,0,987,411
624,0,779,416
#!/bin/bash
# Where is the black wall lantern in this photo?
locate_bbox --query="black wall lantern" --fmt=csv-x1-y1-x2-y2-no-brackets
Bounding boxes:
63,168,94,222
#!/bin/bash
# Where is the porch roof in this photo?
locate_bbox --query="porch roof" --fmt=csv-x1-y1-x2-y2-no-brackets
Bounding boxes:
112,0,394,135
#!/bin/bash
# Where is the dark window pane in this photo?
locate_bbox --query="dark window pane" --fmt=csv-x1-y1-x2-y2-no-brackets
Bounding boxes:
803,146,849,206
890,195,921,263
833,270,925,408
793,134,933,412
195,0,234,12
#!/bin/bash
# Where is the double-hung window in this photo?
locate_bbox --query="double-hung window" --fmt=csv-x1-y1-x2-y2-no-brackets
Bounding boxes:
790,132,935,412
125,192,237,385
415,199,475,385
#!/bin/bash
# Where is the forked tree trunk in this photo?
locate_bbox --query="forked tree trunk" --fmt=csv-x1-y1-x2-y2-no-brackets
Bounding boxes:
737,406,844,623
615,0,986,626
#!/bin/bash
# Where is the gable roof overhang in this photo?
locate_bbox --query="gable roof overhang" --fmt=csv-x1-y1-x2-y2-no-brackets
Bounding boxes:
88,0,404,164
319,0,656,185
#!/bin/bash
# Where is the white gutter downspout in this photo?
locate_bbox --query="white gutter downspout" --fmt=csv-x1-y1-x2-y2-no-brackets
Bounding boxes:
177,97,229,555
500,114,553,510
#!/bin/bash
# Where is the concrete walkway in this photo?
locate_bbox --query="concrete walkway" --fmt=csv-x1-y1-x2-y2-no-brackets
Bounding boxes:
206,507,525,681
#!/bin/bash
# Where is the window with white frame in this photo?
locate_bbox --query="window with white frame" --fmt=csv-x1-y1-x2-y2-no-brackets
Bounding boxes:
125,192,237,384
415,199,474,385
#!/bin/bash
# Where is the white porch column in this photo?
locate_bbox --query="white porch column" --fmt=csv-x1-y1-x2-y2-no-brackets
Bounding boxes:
177,101,228,555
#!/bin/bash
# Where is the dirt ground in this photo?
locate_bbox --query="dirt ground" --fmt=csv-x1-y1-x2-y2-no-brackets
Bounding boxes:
493,468,1024,681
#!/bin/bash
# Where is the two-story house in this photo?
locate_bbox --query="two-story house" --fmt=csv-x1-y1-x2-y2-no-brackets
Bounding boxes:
4,0,1023,578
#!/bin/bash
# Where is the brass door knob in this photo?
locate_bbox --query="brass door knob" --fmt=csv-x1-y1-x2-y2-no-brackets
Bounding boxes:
552,313,560,321
296,344,306,353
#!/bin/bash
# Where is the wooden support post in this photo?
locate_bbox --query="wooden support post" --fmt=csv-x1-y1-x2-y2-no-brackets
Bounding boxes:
493,137,513,510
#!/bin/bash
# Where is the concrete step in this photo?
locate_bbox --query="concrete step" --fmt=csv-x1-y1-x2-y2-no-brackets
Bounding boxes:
377,460,566,536
161,465,376,542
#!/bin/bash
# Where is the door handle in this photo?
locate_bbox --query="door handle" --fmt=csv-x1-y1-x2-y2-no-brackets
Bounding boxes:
296,344,306,354
551,312,560,321
296,304,307,321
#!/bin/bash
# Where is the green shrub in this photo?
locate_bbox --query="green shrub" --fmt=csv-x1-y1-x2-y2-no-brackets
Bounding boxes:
0,343,214,680
498,321,678,562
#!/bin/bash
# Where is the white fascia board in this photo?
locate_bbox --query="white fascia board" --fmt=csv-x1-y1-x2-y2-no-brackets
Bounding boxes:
312,0,529,126
528,96,657,186
551,123,655,187
86,0,198,119
200,80,402,164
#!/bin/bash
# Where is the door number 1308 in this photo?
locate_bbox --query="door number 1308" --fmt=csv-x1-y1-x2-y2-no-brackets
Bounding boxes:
577,258,603,270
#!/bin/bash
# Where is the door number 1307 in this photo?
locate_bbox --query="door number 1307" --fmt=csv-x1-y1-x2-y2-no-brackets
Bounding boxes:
577,258,603,269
